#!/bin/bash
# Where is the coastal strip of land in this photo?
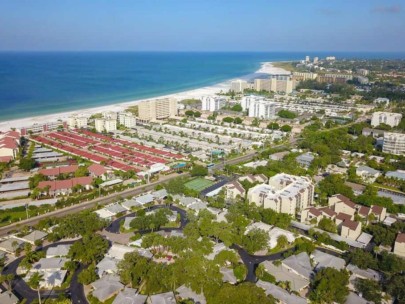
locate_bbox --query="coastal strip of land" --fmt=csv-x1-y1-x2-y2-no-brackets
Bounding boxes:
0,62,290,132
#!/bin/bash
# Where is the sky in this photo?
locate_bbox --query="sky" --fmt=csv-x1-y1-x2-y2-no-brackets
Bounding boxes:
0,0,404,52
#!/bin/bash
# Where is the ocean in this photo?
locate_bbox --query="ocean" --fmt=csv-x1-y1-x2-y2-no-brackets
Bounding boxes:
0,51,404,122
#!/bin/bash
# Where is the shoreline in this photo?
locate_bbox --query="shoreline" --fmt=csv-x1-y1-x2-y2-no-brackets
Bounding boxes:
0,61,290,132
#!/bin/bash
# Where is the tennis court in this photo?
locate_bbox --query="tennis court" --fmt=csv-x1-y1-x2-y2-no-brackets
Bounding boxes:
185,178,214,192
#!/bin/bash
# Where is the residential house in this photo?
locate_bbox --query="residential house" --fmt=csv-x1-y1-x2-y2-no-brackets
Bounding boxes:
16,230,48,245
46,244,71,258
256,280,307,304
88,163,108,181
149,291,176,304
259,260,310,292
112,288,147,304
176,285,206,304
282,252,313,281
341,220,362,240
311,250,346,271
329,194,356,216
0,238,24,254
220,267,237,284
239,174,268,184
91,275,124,303
296,152,315,168
356,166,381,183
319,207,337,220
28,257,68,288
224,180,245,200
37,176,93,196
394,233,405,258
38,165,79,179
301,207,322,224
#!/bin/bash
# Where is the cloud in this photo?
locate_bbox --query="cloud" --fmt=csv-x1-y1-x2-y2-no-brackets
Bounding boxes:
372,5,401,14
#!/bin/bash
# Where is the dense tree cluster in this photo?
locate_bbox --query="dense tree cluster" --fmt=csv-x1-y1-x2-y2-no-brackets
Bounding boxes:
68,234,109,265
130,209,172,232
309,268,349,304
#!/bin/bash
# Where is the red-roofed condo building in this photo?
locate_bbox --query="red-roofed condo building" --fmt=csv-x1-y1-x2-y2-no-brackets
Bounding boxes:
38,176,93,196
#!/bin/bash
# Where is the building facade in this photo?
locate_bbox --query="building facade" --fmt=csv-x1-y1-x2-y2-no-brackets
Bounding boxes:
371,112,402,128
383,132,405,155
201,96,226,112
118,112,136,128
138,98,178,122
247,173,314,215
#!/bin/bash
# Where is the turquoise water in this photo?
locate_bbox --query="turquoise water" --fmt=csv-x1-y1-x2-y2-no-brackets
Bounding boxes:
0,51,404,121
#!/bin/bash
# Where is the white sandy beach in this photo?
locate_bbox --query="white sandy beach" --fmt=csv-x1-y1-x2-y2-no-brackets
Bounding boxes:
0,62,290,132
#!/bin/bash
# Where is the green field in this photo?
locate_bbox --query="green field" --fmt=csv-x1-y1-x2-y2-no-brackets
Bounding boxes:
185,178,214,192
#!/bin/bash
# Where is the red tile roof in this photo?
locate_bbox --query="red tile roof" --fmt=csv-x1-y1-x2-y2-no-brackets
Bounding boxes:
307,207,322,217
342,219,359,231
320,207,337,217
39,165,79,177
335,194,356,209
371,205,384,215
0,137,18,150
336,212,352,222
358,206,371,217
396,233,405,244
88,164,107,176
38,176,92,191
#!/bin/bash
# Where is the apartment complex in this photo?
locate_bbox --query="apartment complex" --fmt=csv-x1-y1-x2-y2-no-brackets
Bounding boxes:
230,79,250,93
269,75,294,94
254,79,271,92
371,112,402,128
292,72,318,81
383,132,405,155
201,96,226,112
317,74,352,84
67,115,88,129
247,173,314,215
248,99,277,120
138,98,178,122
95,118,117,133
118,112,136,128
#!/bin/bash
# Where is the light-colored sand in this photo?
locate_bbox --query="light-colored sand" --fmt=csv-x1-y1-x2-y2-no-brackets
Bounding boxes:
0,62,290,132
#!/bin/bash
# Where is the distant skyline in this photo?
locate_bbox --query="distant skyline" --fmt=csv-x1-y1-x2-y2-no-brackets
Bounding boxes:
0,0,404,52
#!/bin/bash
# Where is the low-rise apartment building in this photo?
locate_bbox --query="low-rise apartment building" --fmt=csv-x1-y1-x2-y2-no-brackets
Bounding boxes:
371,112,402,128
383,132,405,155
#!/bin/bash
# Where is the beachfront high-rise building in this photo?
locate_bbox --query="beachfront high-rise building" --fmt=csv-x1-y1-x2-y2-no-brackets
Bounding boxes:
67,115,88,129
201,96,226,112
313,57,319,64
230,79,249,93
326,56,336,61
118,112,136,128
138,98,178,122
95,118,117,133
269,75,294,94
292,72,318,82
371,112,402,128
305,56,310,63
102,111,118,120
254,79,271,92
248,99,277,120
383,132,405,155
247,173,314,215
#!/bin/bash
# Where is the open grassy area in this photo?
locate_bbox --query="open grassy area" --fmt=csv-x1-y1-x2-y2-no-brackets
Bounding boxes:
185,178,214,192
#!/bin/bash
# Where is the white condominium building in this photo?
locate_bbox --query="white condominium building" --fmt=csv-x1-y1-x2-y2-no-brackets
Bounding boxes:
95,118,117,133
118,112,136,128
371,112,402,128
247,173,314,215
248,99,277,120
67,115,88,129
138,98,178,122
201,96,226,112
383,132,405,155
102,111,118,120
230,79,249,93
241,95,266,111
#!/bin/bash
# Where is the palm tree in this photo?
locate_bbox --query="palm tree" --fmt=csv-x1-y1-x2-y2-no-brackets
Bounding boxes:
28,272,44,304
